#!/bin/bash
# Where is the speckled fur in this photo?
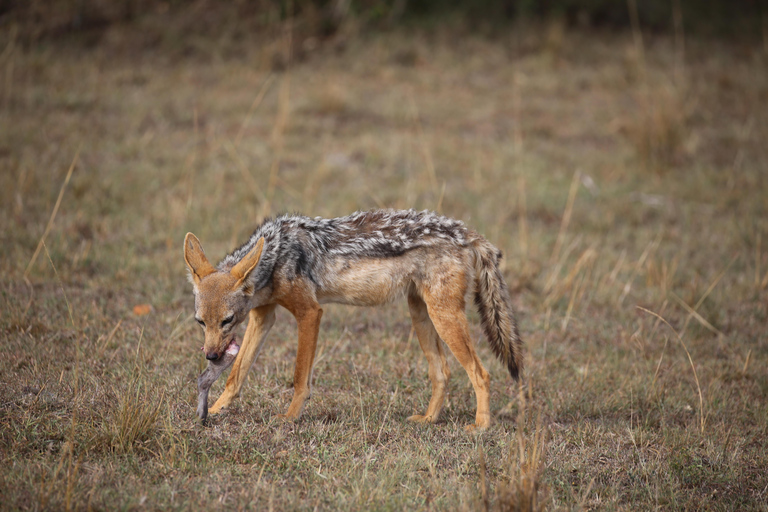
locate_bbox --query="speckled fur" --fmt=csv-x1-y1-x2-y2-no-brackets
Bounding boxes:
184,208,523,430
218,209,470,290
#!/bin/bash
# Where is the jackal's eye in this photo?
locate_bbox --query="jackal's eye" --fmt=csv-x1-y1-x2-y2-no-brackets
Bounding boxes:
221,315,234,328
196,318,205,328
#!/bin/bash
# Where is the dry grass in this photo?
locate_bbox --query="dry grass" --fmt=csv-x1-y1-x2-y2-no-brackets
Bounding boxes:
1,20,767,510
476,387,549,512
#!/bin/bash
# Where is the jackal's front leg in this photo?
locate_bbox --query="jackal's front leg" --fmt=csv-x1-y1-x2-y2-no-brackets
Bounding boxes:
279,304,323,421
209,304,276,415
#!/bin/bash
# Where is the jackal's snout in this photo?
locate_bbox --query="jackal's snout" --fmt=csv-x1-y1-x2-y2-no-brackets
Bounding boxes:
204,333,240,362
203,335,225,361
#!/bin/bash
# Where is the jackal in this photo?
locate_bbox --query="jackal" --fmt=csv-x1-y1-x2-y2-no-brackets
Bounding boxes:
184,209,523,430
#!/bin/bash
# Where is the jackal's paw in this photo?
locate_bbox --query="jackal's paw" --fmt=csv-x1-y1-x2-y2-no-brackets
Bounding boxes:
464,421,490,433
274,413,299,422
207,405,225,416
407,414,435,424
209,397,234,415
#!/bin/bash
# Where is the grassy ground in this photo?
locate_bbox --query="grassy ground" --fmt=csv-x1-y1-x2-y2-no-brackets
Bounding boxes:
1,22,767,510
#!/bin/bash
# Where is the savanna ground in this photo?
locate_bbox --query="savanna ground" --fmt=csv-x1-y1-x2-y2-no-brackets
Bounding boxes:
1,18,767,511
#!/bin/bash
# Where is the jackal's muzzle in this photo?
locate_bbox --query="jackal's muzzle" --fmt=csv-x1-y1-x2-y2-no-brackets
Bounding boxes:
203,334,240,362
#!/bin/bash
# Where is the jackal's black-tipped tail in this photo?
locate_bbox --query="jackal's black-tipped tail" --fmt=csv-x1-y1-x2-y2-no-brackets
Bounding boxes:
473,242,524,379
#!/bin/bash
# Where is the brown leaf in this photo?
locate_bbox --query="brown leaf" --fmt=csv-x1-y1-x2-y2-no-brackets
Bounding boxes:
133,304,153,316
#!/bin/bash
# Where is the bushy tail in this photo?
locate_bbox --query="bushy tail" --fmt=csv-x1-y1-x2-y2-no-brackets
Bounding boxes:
473,242,524,379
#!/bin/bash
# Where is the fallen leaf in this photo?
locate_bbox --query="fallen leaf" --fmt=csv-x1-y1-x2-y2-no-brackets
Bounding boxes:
133,304,153,316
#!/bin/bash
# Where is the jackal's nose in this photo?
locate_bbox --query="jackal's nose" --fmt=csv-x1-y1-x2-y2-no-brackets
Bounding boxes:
205,352,220,361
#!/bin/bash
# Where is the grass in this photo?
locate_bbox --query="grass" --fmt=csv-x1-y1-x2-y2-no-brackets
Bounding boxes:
1,20,767,510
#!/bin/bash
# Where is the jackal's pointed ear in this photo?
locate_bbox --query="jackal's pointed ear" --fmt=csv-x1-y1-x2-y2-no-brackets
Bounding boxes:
230,237,265,292
184,233,216,286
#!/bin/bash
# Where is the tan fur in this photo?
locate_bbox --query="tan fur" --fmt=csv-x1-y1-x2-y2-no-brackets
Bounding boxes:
209,304,276,414
184,233,215,284
231,238,264,290
184,212,521,431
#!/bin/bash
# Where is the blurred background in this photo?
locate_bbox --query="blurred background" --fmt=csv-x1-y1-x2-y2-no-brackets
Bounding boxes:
3,0,766,41
2,0,765,285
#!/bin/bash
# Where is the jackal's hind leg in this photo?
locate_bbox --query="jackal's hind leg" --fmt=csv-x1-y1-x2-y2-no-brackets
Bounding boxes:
406,294,451,425
423,288,491,431
209,304,276,415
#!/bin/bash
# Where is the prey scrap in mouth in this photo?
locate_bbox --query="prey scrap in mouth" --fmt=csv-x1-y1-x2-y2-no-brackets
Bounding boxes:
196,335,239,422
224,335,240,356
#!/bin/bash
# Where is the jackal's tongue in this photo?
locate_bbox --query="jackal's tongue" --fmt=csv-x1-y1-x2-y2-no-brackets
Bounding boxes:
225,335,240,356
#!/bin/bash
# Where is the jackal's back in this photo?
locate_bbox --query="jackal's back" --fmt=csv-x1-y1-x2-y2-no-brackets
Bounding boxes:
218,209,476,290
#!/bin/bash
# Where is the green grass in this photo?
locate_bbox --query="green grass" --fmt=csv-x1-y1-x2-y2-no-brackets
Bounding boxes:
1,22,767,510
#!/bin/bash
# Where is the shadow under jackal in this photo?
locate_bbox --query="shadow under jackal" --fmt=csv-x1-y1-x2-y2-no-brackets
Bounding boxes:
184,208,523,430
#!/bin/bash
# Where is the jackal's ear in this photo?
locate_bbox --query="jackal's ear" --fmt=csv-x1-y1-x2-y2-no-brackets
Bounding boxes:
230,237,264,292
184,233,216,285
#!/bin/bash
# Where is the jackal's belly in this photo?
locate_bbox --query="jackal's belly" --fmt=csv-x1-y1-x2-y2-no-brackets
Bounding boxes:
316,257,415,306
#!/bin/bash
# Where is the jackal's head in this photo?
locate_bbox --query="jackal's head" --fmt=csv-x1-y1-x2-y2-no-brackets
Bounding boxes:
183,233,265,361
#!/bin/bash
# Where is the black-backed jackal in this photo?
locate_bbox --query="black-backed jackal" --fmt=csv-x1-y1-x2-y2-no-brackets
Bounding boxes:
184,209,523,430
